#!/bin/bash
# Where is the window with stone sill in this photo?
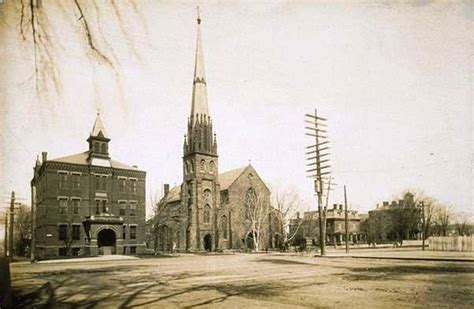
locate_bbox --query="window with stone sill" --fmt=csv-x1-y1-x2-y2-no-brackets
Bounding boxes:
119,178,127,192
71,173,81,189
130,226,137,239
72,225,80,240
59,172,68,189
58,199,67,214
130,179,137,194
119,202,126,216
58,224,67,241
130,203,137,216
71,199,80,214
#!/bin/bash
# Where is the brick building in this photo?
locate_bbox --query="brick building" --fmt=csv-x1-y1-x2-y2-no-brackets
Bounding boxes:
31,113,146,259
152,13,281,252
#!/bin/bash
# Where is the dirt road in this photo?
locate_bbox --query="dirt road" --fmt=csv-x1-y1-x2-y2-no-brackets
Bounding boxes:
11,253,474,308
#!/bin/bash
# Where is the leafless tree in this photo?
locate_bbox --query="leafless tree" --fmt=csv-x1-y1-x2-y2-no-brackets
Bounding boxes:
433,204,454,236
243,183,271,252
271,185,304,245
454,212,472,236
4,0,147,104
398,189,438,244
14,204,32,257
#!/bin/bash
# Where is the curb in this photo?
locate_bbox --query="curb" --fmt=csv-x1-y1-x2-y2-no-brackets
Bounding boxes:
314,255,474,263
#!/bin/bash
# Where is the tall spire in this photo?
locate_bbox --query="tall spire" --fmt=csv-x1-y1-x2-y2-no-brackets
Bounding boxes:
190,6,209,121
91,109,108,138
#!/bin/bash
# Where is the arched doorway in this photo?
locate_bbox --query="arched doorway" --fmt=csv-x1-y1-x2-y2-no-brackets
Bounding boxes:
204,234,213,252
246,232,257,250
274,234,281,250
98,229,116,255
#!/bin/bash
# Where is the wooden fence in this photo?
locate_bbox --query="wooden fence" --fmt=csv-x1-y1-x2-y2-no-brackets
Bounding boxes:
428,236,473,252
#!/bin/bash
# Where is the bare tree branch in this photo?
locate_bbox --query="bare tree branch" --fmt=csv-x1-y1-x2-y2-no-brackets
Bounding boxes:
73,0,113,67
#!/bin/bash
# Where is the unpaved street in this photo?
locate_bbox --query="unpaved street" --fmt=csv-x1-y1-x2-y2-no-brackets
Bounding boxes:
11,253,474,308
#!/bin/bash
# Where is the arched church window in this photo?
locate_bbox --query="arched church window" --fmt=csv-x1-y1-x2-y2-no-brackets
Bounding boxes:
245,188,257,219
221,216,228,239
203,189,211,201
184,161,189,175
209,161,215,174
200,159,206,172
203,205,211,224
100,143,106,154
94,142,99,152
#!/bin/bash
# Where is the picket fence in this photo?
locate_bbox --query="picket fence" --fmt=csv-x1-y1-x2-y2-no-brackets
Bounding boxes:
428,236,473,252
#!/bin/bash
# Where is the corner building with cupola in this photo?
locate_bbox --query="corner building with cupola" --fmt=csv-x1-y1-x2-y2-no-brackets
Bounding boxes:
156,13,282,252
31,113,146,259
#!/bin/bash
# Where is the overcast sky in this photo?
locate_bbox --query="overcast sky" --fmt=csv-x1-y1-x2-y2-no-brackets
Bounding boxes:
1,0,472,238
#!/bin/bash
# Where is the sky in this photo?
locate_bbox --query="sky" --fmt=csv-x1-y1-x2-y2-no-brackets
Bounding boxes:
0,0,473,241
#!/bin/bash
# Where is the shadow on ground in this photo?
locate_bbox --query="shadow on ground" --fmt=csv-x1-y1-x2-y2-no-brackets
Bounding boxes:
344,263,474,281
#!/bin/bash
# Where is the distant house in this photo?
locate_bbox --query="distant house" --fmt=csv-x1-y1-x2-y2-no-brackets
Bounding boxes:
31,113,146,259
361,193,421,245
289,206,366,247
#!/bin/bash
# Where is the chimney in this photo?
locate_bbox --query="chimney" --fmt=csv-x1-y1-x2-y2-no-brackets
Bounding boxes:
164,184,170,196
383,201,389,207
333,204,338,210
41,152,47,163
339,204,343,211
296,212,300,219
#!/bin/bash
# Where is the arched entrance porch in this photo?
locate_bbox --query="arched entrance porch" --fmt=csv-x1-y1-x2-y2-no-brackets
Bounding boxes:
98,229,116,255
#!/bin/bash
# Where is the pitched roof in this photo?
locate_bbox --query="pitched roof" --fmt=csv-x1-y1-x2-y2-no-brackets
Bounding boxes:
164,165,250,203
48,151,142,171
218,166,248,190
165,185,182,203
91,112,108,138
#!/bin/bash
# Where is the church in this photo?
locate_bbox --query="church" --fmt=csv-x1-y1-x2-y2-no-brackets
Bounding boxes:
153,13,281,252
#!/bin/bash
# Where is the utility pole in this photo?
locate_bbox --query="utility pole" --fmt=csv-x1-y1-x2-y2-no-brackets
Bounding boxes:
305,109,331,256
344,185,349,254
4,212,8,257
421,201,425,251
30,185,37,262
9,191,15,261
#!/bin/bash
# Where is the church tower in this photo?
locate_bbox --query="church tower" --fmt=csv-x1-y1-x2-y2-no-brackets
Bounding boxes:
182,9,220,251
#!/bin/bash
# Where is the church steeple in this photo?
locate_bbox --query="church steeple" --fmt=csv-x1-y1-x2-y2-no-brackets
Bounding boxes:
191,7,209,121
87,111,110,159
184,8,217,157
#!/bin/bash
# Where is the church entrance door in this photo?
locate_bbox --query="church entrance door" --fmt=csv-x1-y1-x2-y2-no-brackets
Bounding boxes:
204,234,213,252
246,232,256,251
98,229,116,255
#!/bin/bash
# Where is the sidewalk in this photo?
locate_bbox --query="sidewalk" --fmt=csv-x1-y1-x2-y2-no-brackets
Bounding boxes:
319,248,474,262
36,254,139,264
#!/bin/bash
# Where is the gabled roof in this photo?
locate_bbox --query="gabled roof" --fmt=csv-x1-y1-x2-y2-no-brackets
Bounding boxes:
165,185,182,203
164,165,264,204
218,166,248,190
48,151,142,171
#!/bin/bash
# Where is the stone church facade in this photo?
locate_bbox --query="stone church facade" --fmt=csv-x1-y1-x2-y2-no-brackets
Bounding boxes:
154,14,281,252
